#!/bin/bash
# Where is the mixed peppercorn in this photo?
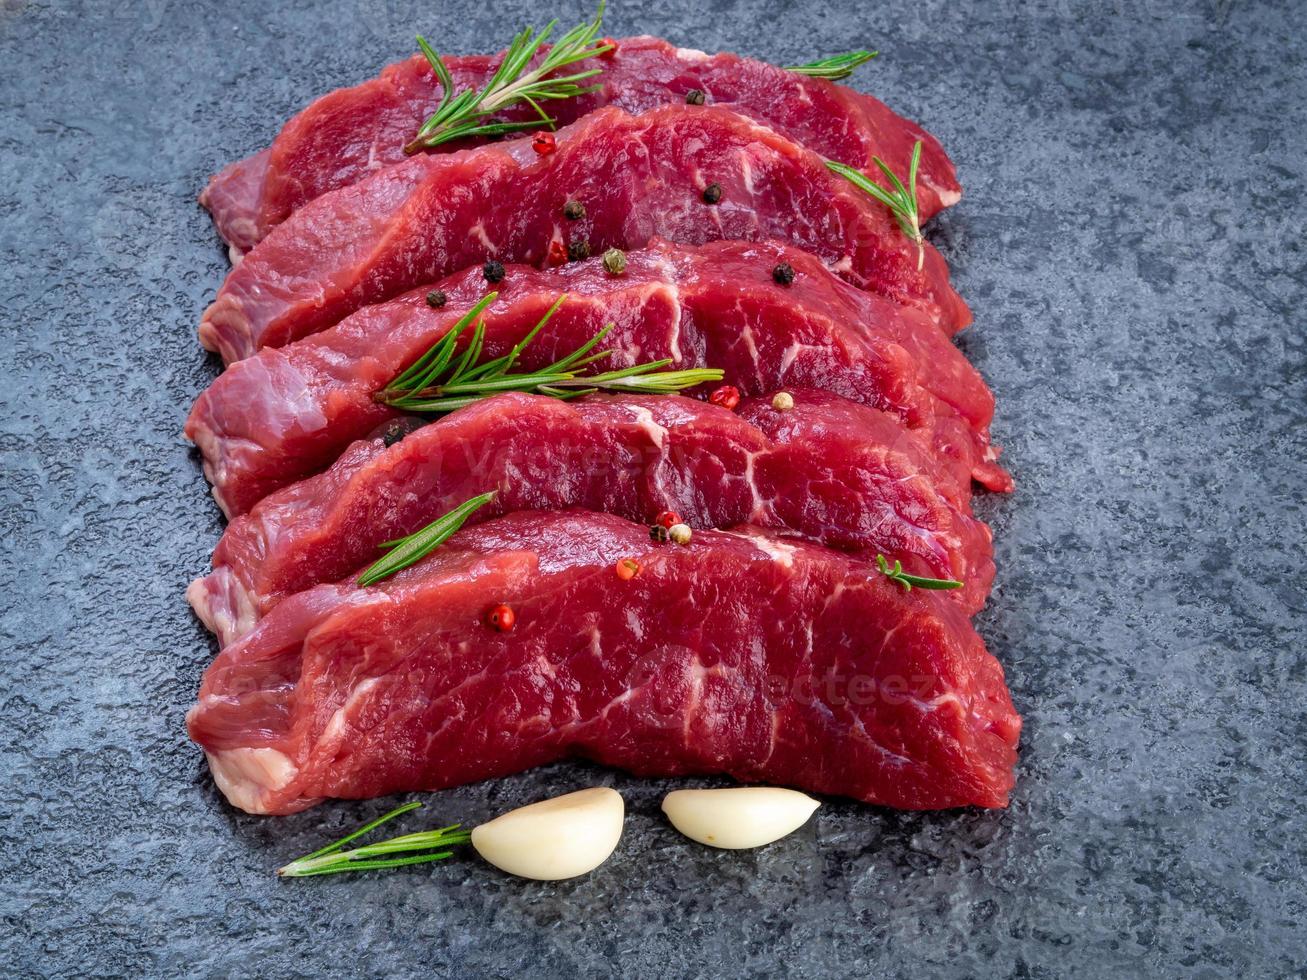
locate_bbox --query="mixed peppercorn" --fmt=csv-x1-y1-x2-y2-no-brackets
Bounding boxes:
708,385,741,411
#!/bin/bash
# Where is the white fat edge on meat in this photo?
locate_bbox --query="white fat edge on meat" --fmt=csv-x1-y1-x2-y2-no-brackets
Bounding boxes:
776,340,804,376
740,317,762,376
917,690,965,715
194,356,329,509
791,77,814,109
186,570,260,648
259,354,330,429
890,504,961,569
603,263,684,366
617,403,670,450
319,676,383,746
740,448,769,523
194,378,324,512
830,255,855,277
617,402,673,503
729,527,798,569
673,45,710,62
185,419,231,508
222,223,257,266
719,107,791,147
849,715,917,767
648,251,684,363
935,187,962,208
204,747,300,814
738,152,758,197
468,221,496,253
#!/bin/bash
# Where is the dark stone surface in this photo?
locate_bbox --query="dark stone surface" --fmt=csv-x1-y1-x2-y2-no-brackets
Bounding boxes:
1,0,1303,975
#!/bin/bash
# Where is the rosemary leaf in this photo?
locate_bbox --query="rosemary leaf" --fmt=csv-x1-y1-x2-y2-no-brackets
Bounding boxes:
876,553,963,592
787,49,879,80
406,4,611,154
357,491,496,587
277,802,472,878
376,295,725,416
826,140,925,270
390,292,499,391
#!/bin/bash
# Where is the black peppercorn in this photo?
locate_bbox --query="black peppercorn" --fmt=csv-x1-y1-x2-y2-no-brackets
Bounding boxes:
483,260,505,283
484,117,507,141
567,240,591,262
381,418,421,447
649,524,670,543
563,200,586,220
702,182,723,205
426,289,447,308
685,88,705,105
772,263,795,286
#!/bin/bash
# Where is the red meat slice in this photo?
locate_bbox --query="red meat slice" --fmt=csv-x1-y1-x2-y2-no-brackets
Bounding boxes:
201,36,961,254
186,510,1020,815
188,239,1006,518
198,105,970,363
188,388,996,646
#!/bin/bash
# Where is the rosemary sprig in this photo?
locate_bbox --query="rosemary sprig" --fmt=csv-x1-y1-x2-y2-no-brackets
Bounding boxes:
357,492,495,586
787,50,879,80
405,4,611,154
826,140,924,270
277,802,472,878
877,553,963,592
376,293,724,414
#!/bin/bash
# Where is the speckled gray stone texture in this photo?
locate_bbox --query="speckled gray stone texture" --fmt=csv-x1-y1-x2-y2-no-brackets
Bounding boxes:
1,0,1303,976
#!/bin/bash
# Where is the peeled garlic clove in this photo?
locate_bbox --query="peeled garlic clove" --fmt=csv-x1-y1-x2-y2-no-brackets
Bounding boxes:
471,787,624,880
662,787,820,849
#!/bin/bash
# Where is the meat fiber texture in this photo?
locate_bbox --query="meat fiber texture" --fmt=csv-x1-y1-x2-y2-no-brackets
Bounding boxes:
186,510,1020,816
200,36,961,254
188,389,996,646
198,104,970,363
187,239,1007,518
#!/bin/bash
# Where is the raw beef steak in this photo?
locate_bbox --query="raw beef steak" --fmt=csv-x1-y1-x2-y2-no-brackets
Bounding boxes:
186,510,1021,815
198,105,969,361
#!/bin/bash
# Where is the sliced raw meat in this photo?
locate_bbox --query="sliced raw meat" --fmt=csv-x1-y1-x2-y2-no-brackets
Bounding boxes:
199,104,970,362
186,510,1021,815
202,36,961,254
188,239,1006,518
188,388,995,645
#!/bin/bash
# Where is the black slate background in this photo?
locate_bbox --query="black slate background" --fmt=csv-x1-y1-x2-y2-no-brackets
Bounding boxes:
2,0,1304,976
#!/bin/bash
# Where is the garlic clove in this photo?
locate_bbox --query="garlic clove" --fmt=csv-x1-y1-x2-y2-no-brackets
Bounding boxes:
661,787,820,849
471,787,624,880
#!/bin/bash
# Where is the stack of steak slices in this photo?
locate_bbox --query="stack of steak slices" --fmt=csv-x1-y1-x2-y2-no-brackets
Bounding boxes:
185,35,1021,816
